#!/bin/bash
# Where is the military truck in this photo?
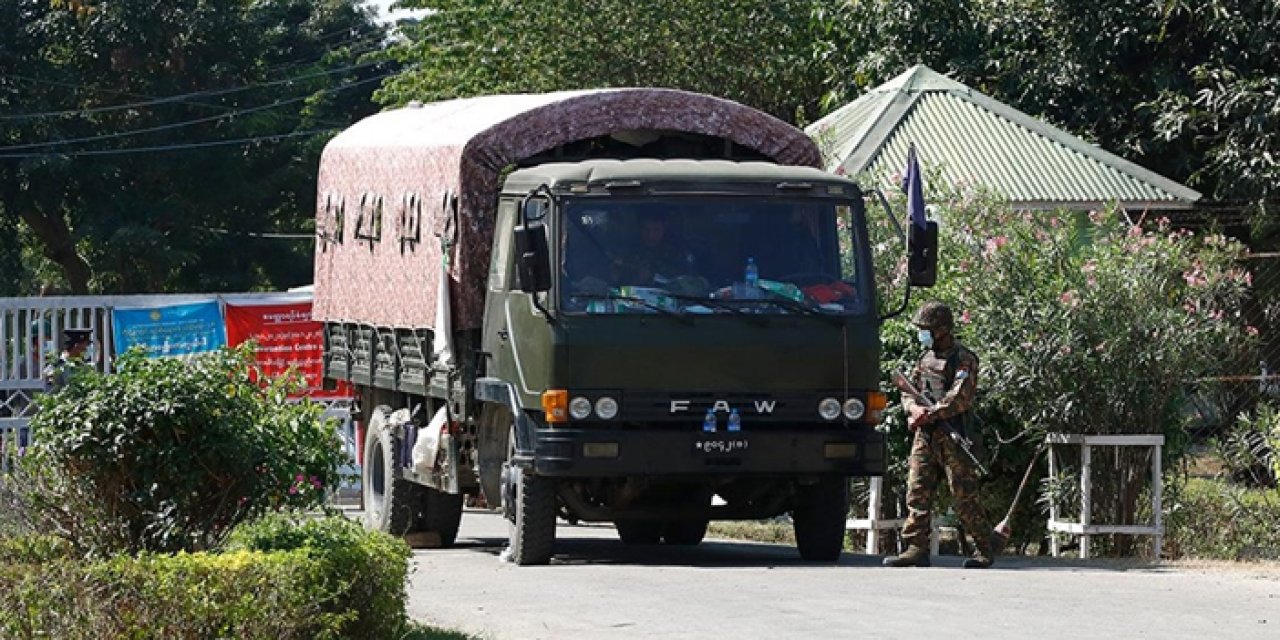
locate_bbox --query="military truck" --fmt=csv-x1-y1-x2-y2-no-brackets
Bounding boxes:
313,88,935,564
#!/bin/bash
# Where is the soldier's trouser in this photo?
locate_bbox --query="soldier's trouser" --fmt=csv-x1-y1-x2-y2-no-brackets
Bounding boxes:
900,425,993,551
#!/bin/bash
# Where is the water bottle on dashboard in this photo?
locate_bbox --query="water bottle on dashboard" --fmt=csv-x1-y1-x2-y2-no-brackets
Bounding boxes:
745,257,759,287
702,408,717,433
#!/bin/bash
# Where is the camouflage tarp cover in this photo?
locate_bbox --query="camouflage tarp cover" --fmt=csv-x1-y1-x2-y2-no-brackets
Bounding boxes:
313,88,821,330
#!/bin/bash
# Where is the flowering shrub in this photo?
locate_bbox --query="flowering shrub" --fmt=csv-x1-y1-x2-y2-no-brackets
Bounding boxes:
6,345,344,556
863,180,1255,553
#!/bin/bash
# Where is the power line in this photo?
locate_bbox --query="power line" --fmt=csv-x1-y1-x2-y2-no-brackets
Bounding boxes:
0,72,392,152
196,226,314,240
0,128,338,160
0,60,386,122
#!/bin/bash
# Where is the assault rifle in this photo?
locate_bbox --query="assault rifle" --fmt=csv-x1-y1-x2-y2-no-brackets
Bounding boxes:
891,369,990,476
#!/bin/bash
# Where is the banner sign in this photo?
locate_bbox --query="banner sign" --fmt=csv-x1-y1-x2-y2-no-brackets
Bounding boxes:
224,300,351,398
112,300,226,359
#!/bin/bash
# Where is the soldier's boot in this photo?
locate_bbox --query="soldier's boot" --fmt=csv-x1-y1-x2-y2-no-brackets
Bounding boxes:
963,535,998,569
882,545,931,568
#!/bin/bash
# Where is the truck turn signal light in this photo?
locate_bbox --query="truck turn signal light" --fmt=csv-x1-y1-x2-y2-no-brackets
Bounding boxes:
542,390,569,424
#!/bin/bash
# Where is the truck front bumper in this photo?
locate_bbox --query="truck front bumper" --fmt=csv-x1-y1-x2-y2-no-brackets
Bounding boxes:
530,426,886,477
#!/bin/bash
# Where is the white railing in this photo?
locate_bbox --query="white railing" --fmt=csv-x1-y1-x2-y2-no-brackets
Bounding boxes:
1,292,344,482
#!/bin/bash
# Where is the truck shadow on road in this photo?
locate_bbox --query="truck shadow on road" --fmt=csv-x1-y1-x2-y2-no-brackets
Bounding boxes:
442,537,1171,572
448,532,899,569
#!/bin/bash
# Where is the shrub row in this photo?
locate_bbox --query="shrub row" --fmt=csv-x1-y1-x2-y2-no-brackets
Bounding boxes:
1167,477,1280,561
0,515,411,640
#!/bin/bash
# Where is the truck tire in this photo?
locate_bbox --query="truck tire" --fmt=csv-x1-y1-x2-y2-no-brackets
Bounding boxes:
792,477,849,562
418,488,465,546
502,463,557,565
614,520,663,545
363,406,422,535
662,518,709,546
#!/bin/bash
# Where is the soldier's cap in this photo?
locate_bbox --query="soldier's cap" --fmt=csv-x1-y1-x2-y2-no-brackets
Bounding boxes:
62,328,92,347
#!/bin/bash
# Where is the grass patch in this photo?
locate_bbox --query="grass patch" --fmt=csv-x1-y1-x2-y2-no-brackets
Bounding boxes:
708,520,795,545
400,621,479,639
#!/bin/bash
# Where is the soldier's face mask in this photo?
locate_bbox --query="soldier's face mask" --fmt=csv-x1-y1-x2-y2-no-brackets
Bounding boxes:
917,328,934,348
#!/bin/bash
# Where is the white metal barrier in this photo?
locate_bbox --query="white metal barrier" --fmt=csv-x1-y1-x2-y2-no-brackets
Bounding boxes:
1046,433,1164,559
0,292,348,485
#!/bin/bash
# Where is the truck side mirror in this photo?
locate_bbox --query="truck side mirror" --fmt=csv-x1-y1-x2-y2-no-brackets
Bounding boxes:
514,223,552,293
908,221,938,287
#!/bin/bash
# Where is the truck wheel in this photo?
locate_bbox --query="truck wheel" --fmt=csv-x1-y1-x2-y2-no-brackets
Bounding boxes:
792,477,849,562
501,428,556,565
418,489,465,546
614,520,663,545
662,519,709,546
363,406,421,535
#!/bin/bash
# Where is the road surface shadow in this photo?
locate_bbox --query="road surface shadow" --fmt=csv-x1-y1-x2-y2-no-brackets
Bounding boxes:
451,532,887,568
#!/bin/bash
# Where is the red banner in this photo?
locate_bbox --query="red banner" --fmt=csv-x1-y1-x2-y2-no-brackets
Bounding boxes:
224,301,352,398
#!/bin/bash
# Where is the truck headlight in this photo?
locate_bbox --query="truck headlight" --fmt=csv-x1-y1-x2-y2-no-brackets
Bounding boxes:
569,396,593,420
595,396,619,420
843,398,866,420
818,398,842,421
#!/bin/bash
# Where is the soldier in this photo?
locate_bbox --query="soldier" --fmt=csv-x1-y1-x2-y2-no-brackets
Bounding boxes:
884,301,998,569
43,328,93,393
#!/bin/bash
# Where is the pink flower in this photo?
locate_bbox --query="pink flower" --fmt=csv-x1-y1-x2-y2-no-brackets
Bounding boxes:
983,235,1009,257
1157,216,1171,231
295,473,305,482
1247,326,1260,336
1081,260,1098,274
960,310,972,324
1059,290,1079,308
1128,225,1143,238
288,485,298,495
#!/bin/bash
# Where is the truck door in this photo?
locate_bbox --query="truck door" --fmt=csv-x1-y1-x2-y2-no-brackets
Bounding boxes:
481,199,518,380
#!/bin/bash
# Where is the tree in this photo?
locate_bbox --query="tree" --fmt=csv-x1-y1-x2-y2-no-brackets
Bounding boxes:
380,0,828,123
812,0,1280,213
0,0,390,295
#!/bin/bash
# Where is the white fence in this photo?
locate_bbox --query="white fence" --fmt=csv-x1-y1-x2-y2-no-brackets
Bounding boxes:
0,292,332,476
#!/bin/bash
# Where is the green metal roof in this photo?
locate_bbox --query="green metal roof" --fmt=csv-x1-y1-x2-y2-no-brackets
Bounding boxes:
806,65,1200,210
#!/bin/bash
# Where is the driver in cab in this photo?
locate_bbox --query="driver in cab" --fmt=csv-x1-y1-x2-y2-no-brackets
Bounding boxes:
612,212,692,287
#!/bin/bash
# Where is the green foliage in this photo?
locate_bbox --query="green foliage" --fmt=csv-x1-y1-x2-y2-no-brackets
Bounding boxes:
929,201,1252,439
1166,477,1280,560
12,345,344,556
381,0,828,123
1217,403,1280,487
0,516,412,639
0,516,414,639
228,514,414,640
0,0,389,295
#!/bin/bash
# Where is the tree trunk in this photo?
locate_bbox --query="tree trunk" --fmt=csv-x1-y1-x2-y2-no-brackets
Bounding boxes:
19,208,92,293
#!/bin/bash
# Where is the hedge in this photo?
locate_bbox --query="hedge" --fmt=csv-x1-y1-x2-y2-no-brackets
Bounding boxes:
0,515,411,639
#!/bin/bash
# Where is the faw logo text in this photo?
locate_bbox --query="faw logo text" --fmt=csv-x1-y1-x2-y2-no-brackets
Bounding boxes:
670,400,777,414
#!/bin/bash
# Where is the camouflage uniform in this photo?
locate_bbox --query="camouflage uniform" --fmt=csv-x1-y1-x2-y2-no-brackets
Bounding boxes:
899,342,994,551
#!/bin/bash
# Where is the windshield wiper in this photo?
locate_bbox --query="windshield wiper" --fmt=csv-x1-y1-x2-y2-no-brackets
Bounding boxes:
575,293,692,324
715,291,844,325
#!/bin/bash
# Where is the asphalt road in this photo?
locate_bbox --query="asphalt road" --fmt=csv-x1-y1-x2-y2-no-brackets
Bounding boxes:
405,509,1279,640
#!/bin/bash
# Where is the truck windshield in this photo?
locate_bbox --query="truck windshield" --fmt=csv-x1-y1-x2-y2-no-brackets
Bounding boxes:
559,197,866,316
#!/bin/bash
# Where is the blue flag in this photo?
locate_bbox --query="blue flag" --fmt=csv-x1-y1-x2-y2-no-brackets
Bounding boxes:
901,145,927,229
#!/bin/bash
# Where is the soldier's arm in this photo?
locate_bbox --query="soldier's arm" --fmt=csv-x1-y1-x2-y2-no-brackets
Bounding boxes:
900,363,928,418
928,353,978,420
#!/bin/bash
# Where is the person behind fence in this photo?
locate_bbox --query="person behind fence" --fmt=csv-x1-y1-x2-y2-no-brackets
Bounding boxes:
43,328,93,393
884,300,999,569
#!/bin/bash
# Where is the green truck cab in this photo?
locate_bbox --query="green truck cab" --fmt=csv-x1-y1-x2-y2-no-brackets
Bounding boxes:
313,89,932,564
